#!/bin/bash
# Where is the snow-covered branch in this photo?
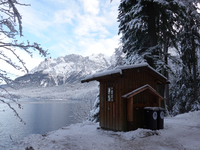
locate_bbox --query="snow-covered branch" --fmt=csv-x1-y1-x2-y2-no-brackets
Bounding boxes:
0,0,48,122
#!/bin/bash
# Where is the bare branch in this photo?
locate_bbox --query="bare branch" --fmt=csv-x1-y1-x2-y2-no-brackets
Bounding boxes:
0,40,48,73
7,0,23,36
0,0,48,125
0,85,25,124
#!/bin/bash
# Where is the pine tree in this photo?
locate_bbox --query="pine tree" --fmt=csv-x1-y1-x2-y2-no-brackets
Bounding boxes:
114,46,125,66
181,0,200,101
118,0,186,69
170,0,200,114
118,0,186,107
170,69,200,115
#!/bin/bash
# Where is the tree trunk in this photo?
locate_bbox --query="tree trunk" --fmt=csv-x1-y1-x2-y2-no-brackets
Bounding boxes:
147,1,157,68
192,34,197,102
163,31,170,109
193,60,197,101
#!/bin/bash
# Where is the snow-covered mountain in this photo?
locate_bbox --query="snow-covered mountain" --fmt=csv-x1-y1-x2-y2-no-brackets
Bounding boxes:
14,53,115,87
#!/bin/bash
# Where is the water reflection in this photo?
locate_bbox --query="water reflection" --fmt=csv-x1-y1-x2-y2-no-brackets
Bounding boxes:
0,100,81,149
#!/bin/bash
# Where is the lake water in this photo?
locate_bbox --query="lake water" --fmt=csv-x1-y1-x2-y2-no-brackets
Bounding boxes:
0,99,84,149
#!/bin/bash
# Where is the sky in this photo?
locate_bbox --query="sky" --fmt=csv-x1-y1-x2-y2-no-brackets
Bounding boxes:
3,0,121,78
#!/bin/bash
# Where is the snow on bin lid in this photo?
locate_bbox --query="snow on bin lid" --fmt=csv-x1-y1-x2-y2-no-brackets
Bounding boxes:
144,107,165,111
158,107,165,111
81,63,167,83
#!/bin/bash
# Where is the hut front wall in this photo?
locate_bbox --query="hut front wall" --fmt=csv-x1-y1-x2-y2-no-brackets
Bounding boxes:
99,67,162,131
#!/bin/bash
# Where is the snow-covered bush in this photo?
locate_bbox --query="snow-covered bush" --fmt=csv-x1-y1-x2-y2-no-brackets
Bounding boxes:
88,93,100,123
169,70,200,116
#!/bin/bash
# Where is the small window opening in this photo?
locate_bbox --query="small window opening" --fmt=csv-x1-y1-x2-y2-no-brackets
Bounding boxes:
107,87,113,101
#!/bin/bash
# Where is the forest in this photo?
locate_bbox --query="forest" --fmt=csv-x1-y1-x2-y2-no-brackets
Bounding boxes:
117,0,200,115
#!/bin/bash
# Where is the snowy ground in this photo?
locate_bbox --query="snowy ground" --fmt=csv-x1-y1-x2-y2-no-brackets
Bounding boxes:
12,111,200,150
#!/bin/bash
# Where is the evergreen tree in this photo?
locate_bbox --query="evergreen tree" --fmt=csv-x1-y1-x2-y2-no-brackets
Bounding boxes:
118,0,186,106
118,0,186,69
180,0,200,101
170,70,200,116
125,50,146,65
170,0,200,114
114,46,126,66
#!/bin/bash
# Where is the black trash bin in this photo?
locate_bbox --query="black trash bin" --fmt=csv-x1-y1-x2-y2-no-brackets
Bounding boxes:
157,107,165,129
144,107,159,130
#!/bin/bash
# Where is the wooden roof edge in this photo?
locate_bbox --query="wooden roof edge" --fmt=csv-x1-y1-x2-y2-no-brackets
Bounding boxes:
147,66,167,80
122,84,151,98
81,69,122,83
122,84,164,100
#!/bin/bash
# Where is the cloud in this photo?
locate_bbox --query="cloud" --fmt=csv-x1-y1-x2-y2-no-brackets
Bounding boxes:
79,0,100,15
54,9,75,24
15,0,121,63
48,34,120,58
74,14,109,37
48,0,121,58
78,35,120,56
74,0,120,40
18,1,51,31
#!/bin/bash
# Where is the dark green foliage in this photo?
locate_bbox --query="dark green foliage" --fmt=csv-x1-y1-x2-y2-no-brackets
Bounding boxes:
114,47,126,66
169,0,200,115
180,1,200,74
118,0,186,69
169,70,200,116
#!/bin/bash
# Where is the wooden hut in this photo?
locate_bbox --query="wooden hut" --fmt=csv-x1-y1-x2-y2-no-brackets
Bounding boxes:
81,63,168,131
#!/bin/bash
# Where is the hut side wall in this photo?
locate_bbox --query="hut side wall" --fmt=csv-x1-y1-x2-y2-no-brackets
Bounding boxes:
99,78,121,131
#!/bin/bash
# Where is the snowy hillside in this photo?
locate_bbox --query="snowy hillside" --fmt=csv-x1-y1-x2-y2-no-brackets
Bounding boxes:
14,53,115,87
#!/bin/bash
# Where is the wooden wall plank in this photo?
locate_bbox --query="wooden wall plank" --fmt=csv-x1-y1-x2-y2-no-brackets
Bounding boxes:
116,79,120,131
100,82,103,127
104,82,107,129
99,66,165,131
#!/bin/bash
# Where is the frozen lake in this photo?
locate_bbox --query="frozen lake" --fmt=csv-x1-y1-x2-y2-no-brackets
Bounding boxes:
0,99,84,149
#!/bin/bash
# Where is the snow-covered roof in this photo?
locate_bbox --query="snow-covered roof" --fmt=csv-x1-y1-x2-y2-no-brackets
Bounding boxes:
81,63,167,83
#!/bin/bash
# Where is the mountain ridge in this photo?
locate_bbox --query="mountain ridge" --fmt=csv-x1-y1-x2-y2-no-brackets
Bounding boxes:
14,53,115,87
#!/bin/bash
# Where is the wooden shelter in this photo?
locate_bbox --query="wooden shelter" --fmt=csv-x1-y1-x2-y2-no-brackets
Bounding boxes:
81,63,168,131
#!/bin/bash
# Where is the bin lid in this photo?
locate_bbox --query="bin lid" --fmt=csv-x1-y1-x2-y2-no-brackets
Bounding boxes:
158,107,165,111
144,107,165,111
144,107,160,111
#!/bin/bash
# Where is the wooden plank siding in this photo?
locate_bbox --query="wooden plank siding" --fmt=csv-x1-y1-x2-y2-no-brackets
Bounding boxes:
96,66,166,131
116,78,121,131
99,81,104,128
